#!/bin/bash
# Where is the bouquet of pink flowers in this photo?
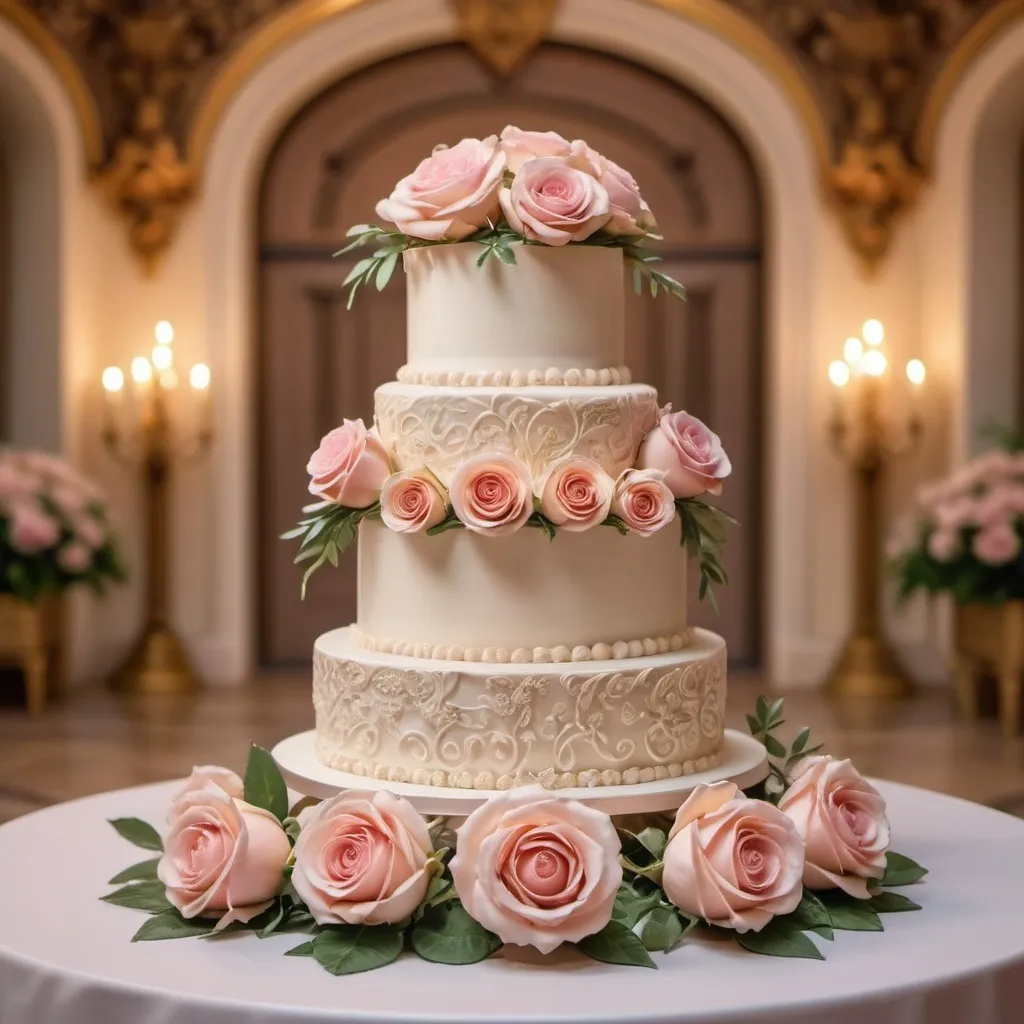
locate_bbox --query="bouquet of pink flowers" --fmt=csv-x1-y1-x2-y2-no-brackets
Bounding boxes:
890,447,1024,603
0,448,127,602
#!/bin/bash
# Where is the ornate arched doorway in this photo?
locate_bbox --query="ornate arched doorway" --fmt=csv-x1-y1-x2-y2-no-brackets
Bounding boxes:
257,43,763,668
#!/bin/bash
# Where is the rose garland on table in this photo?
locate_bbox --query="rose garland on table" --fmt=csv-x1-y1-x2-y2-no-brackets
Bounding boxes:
283,409,734,608
338,126,684,309
101,698,927,974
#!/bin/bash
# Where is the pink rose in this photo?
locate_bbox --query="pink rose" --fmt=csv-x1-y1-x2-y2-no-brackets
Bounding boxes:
450,453,533,536
450,786,621,954
51,482,87,515
379,470,447,534
662,782,804,933
172,765,245,807
74,515,107,550
306,419,391,509
538,457,613,531
291,791,434,926
612,468,676,536
0,460,40,501
499,125,573,173
934,497,977,531
638,411,732,498
926,528,959,563
7,502,60,554
972,522,1021,565
375,136,506,241
499,157,611,246
599,156,655,236
158,783,290,930
779,756,890,899
57,543,91,575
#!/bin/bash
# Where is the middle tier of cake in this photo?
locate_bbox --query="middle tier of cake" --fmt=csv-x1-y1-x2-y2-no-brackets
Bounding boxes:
356,520,689,663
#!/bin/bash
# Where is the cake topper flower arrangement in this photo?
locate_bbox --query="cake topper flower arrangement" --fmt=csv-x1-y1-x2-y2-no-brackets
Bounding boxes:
338,126,685,308
100,698,927,974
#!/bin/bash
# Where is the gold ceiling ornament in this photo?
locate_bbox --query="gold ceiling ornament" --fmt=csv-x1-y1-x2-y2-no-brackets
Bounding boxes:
451,0,558,76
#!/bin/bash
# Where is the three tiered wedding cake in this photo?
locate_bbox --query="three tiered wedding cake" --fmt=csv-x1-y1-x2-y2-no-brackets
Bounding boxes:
287,127,734,792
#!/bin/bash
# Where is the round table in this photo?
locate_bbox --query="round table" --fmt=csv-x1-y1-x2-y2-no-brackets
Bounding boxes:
1,779,1023,1024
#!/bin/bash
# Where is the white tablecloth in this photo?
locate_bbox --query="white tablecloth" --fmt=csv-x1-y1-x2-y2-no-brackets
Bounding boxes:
1,778,1023,1024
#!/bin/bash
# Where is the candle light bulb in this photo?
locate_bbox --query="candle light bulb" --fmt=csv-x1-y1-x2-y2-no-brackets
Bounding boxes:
828,360,851,388
863,319,885,346
155,321,174,345
151,345,173,372
861,349,887,377
160,369,179,390
906,359,926,386
189,363,211,391
102,366,124,393
130,356,153,384
843,336,864,367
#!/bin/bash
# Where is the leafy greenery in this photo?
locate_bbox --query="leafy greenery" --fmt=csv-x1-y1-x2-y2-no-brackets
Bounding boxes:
108,817,164,852
881,851,929,887
313,926,405,975
410,902,502,965
736,918,825,961
101,880,172,914
744,695,823,801
676,497,736,613
131,909,217,942
108,857,162,885
576,921,657,969
243,743,290,823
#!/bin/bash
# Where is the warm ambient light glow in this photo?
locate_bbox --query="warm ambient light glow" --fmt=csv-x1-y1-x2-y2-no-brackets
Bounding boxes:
862,319,885,346
189,363,211,390
152,345,173,372
906,359,926,386
843,337,864,366
102,366,124,393
828,360,851,388
130,356,153,384
155,321,174,345
861,349,888,377
160,369,179,390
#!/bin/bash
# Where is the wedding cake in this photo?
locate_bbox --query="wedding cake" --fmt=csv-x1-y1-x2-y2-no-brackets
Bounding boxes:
286,127,734,791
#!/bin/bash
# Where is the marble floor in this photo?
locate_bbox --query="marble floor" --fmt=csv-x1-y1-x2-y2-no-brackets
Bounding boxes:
1,670,1024,824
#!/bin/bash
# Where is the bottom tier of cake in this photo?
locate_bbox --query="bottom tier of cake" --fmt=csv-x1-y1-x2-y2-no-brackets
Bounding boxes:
313,626,726,790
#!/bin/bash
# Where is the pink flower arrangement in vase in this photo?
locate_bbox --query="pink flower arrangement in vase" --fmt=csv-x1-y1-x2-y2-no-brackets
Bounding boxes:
338,126,683,308
0,448,127,602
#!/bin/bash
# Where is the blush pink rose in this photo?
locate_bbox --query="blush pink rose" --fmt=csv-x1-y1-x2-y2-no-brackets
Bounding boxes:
934,497,978,531
379,470,447,534
158,783,290,930
662,781,804,933
599,156,656,236
499,157,611,246
499,125,573,173
612,468,676,536
538,457,613,531
450,786,621,954
291,790,434,926
306,419,391,509
7,502,60,554
778,756,890,900
0,460,40,501
51,483,87,515
972,522,1021,565
74,515,107,550
926,528,959,563
450,453,533,536
375,136,506,241
172,765,245,808
638,411,732,498
57,543,91,575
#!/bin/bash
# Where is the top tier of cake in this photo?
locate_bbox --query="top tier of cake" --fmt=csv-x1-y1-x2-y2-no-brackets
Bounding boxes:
400,244,626,384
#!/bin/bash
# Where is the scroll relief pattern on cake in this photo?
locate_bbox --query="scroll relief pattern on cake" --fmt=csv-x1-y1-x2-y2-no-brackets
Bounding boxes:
312,635,725,790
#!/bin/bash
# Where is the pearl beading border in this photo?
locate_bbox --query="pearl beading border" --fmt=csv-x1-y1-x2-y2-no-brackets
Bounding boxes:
314,739,724,792
352,625,695,664
395,364,633,387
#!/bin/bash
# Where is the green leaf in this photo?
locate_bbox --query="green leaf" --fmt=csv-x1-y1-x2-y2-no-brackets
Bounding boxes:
313,926,404,975
108,857,162,885
495,243,517,265
601,513,630,536
755,694,769,721
131,909,217,942
767,696,785,726
636,827,667,860
764,734,787,758
611,885,663,928
791,726,812,755
424,873,452,907
342,257,374,287
577,921,656,969
789,890,832,930
868,891,922,913
882,852,929,886
632,262,643,295
745,713,760,735
284,940,316,957
640,905,689,953
101,880,172,914
411,903,502,965
108,817,163,852
817,891,883,931
426,515,464,536
375,250,399,291
243,743,289,822
737,921,825,960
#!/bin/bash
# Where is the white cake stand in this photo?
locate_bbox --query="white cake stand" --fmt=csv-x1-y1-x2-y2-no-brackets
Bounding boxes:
272,728,767,816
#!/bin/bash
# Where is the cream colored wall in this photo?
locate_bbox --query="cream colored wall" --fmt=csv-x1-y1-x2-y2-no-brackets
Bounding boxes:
2,0,1022,687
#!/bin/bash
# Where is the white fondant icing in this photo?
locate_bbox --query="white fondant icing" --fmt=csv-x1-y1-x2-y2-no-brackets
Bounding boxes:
374,382,658,487
403,244,625,375
313,626,727,789
357,520,688,657
395,364,632,387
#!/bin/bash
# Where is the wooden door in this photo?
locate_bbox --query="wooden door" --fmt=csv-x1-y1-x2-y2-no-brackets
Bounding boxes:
258,44,763,667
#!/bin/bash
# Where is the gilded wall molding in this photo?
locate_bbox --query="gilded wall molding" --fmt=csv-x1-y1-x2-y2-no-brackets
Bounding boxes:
2,0,1022,272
